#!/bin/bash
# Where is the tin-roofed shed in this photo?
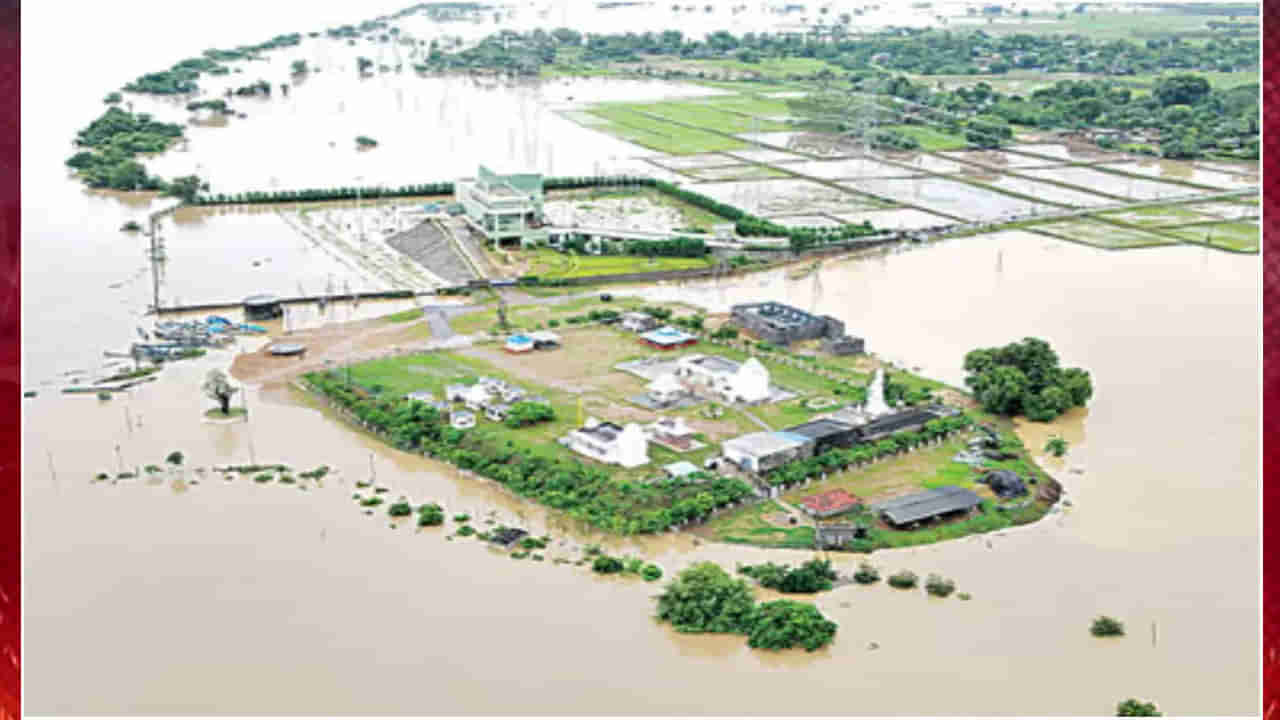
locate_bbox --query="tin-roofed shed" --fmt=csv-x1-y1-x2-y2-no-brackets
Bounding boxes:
873,486,982,527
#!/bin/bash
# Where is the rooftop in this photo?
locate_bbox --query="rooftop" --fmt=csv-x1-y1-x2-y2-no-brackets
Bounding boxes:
799,489,862,515
732,301,822,329
683,355,740,374
576,421,626,443
874,486,982,526
724,430,812,456
784,418,856,440
641,326,698,346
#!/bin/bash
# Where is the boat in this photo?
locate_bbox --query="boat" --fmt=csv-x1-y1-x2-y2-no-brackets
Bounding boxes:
268,343,306,356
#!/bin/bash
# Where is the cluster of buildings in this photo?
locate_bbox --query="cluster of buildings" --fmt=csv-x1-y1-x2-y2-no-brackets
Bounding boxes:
408,376,547,428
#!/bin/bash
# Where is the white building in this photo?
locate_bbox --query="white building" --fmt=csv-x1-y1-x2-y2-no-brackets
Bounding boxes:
621,311,659,333
561,417,649,468
646,416,695,441
646,373,687,406
675,354,771,404
722,431,813,474
454,165,546,247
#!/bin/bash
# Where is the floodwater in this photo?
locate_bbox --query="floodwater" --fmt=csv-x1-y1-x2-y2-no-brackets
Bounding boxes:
23,1,1261,716
840,176,1054,220
1020,166,1194,201
25,230,1260,715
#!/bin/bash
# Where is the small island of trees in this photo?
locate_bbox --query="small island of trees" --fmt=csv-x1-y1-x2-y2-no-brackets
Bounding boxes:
963,337,1092,422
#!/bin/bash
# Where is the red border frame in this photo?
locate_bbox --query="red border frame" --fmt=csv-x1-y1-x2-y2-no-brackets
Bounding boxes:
0,1,17,717
1264,3,1277,718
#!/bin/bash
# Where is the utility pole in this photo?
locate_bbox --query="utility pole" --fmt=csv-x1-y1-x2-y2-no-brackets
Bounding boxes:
148,215,163,313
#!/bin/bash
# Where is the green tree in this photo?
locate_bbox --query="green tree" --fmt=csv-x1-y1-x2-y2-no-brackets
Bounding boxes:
1116,698,1161,716
202,369,239,414
1091,615,1125,637
745,599,838,651
1153,74,1210,107
1044,435,1069,457
417,502,445,526
656,562,757,633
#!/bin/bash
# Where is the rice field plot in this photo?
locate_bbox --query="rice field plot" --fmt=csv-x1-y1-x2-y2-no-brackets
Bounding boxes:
1093,204,1219,228
1163,221,1259,252
702,94,794,117
829,208,955,231
628,100,792,135
788,157,923,181
649,152,742,170
764,214,844,229
1019,166,1195,201
880,152,972,175
1194,161,1260,178
693,178,889,216
724,147,807,164
1033,218,1178,249
974,173,1121,207
1177,200,1259,220
686,164,789,181
583,106,748,154
1006,143,1131,164
839,176,1052,221
939,149,1067,169
1092,160,1259,191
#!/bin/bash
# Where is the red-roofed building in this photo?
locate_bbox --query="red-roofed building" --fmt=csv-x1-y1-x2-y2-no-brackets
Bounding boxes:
798,489,863,518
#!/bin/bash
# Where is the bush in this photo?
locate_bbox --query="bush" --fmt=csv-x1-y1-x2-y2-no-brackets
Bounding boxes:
642,563,663,581
957,592,972,601
388,501,412,517
1045,435,1069,457
1116,698,1161,716
924,574,956,598
656,562,757,634
887,570,918,589
97,391,112,401
745,599,838,652
1091,615,1125,637
254,473,273,483
456,524,476,536
360,496,383,507
166,451,184,465
417,502,444,526
453,513,471,522
95,472,109,480
711,326,739,340
520,536,547,550
852,562,880,585
740,558,836,593
120,220,142,232
592,555,624,574
355,135,378,147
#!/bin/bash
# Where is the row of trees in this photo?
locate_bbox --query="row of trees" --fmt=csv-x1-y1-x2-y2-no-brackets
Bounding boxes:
767,413,975,489
963,337,1092,422
303,370,756,534
738,558,838,593
656,562,838,652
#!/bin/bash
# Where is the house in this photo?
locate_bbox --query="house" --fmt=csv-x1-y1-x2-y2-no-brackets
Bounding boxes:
730,301,865,354
783,418,859,456
815,524,862,549
530,330,560,350
621,311,659,333
463,384,492,411
722,431,814,474
639,325,699,350
663,461,700,480
561,417,649,468
505,334,534,353
454,165,546,247
873,486,982,528
798,488,863,518
646,373,687,406
675,354,770,404
450,410,476,429
646,416,699,451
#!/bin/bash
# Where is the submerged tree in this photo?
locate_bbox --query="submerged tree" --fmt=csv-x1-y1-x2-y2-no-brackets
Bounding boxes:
202,369,239,414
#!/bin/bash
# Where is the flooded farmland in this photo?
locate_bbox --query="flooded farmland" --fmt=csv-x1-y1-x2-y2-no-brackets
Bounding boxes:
21,1,1261,716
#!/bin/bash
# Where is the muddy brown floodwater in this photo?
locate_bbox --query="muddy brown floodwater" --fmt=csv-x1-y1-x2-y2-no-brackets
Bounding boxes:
24,230,1259,715
22,1,1260,716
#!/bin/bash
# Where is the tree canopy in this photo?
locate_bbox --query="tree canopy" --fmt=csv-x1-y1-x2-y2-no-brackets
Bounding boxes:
963,338,1092,421
656,562,757,633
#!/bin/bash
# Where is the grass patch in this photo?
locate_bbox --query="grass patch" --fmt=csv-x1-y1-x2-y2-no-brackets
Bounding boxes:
701,500,817,549
582,106,748,154
1033,218,1178,249
203,407,248,419
382,308,425,323
878,125,969,151
627,100,791,135
1164,220,1259,252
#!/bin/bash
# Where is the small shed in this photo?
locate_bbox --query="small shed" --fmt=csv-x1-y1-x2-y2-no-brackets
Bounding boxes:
530,330,560,350
798,488,863,518
244,294,282,321
980,469,1028,499
639,325,698,350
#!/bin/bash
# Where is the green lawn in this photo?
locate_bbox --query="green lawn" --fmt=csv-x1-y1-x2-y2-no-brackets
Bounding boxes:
1033,218,1179,249
530,249,712,279
1094,204,1217,228
698,499,817,549
879,125,970,151
699,56,842,79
